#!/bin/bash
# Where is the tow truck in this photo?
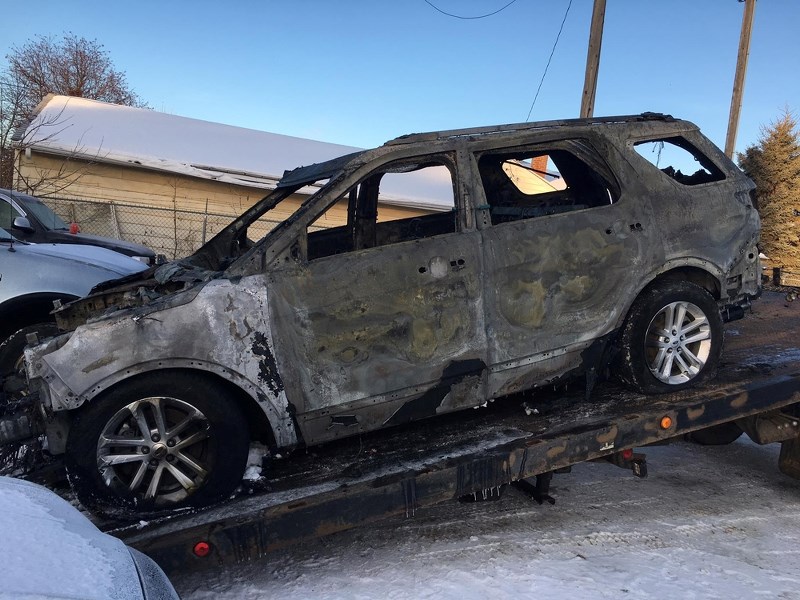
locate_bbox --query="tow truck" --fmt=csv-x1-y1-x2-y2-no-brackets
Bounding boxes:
84,289,799,576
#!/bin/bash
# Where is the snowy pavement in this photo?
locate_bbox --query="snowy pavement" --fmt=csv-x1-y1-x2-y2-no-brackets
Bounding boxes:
171,437,800,599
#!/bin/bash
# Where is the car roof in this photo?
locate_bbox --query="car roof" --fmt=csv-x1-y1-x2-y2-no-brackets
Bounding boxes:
382,112,683,146
0,187,39,203
278,113,694,187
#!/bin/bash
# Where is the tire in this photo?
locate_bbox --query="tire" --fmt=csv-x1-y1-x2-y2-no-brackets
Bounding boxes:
614,280,723,394
687,422,744,445
0,322,60,379
65,371,250,516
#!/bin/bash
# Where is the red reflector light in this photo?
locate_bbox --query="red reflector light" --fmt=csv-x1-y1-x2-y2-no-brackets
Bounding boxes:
193,541,211,557
69,222,80,234
621,448,633,461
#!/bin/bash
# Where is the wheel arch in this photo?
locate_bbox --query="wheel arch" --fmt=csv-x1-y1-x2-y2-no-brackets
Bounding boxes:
80,365,285,450
644,266,722,299
616,264,722,331
0,293,77,340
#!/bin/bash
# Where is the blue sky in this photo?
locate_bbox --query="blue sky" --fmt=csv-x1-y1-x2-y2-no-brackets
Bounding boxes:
2,1,797,156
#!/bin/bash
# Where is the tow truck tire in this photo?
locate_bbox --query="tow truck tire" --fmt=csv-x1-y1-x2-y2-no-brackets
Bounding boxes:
687,422,744,445
0,322,60,378
614,281,723,394
65,371,250,517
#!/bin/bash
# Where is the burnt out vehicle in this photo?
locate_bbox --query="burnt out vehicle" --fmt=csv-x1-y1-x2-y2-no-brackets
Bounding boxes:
19,113,760,515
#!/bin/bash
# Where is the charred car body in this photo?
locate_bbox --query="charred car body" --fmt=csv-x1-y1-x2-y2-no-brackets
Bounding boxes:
19,114,760,515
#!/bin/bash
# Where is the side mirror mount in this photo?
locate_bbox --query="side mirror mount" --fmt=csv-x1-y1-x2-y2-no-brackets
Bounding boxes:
12,216,34,234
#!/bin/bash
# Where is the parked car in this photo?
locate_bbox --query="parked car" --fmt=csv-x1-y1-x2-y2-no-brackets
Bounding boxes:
0,228,148,377
0,475,179,599
22,113,760,516
0,187,158,265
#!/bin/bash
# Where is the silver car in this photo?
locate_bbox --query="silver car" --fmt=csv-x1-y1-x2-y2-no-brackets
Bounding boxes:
0,228,148,375
0,476,178,600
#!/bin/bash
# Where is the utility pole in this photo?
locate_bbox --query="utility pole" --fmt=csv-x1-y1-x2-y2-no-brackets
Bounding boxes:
580,0,606,119
725,0,757,159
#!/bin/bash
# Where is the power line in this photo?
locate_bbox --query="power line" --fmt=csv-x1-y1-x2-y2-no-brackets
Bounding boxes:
424,0,520,20
526,0,573,121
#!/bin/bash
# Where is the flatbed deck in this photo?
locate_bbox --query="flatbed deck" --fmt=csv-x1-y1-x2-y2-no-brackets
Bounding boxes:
114,291,800,575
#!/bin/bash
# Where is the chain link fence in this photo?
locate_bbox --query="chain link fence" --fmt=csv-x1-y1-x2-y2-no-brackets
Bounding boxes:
46,195,800,288
45,196,283,261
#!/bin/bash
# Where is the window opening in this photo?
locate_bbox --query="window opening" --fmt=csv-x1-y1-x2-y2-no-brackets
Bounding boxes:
634,137,724,186
477,147,616,225
307,160,457,260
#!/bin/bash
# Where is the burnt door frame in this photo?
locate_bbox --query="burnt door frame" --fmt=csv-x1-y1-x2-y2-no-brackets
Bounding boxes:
266,151,489,444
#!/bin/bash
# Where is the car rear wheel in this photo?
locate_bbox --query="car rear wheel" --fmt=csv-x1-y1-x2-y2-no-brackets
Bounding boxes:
66,371,249,516
614,281,723,394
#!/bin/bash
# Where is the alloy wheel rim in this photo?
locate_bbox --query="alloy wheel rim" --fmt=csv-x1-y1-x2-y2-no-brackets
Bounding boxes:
96,396,212,505
645,300,712,385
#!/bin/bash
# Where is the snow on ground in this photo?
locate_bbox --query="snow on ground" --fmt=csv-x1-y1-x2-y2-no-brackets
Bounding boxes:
171,437,800,599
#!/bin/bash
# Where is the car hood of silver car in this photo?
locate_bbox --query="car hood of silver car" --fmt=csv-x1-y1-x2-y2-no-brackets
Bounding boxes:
1,230,148,278
0,476,178,600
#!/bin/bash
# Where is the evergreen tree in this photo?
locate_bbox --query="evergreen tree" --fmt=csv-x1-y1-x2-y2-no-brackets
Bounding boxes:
738,111,800,273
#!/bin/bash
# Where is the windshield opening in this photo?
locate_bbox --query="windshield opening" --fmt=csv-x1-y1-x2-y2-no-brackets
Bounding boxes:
182,172,338,272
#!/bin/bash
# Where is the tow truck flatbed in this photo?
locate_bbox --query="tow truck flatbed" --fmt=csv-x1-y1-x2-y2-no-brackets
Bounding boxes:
113,291,800,575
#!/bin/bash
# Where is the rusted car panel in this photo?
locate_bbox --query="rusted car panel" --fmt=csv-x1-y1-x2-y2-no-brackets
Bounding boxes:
20,113,761,513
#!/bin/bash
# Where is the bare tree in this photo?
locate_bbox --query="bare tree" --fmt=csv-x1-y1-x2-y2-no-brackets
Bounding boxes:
0,77,28,187
0,33,146,188
0,91,109,196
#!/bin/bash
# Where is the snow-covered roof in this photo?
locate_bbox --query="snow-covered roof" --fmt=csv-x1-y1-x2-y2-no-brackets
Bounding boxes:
18,95,453,210
20,95,360,185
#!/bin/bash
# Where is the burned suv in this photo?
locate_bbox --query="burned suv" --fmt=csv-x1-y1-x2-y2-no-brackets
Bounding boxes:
20,114,760,514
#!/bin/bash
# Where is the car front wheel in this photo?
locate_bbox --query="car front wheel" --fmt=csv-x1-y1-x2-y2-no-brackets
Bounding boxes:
66,371,250,516
615,281,723,394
